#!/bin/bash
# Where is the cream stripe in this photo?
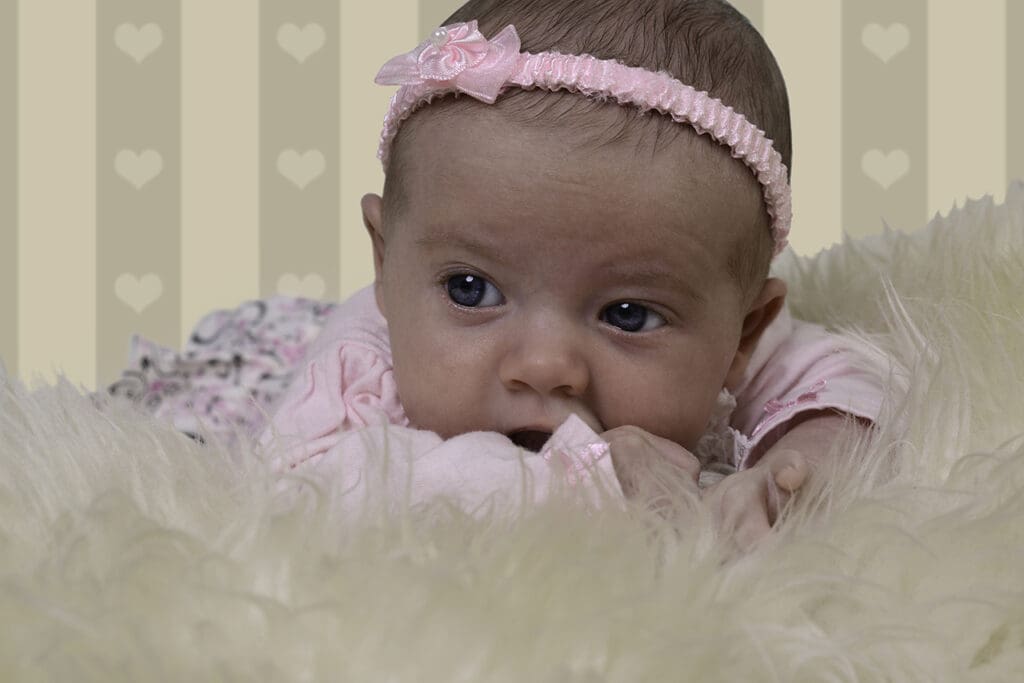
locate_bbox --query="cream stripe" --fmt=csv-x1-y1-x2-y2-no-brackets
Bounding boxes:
1011,2,1024,184
339,5,419,300
763,0,842,257
928,1,1007,216
18,0,96,388
181,0,259,344
419,0,461,37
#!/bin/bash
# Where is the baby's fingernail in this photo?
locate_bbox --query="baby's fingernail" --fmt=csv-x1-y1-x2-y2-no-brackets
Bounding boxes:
776,465,804,489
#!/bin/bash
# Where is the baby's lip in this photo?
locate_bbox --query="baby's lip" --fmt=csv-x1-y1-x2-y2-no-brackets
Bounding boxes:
508,422,556,434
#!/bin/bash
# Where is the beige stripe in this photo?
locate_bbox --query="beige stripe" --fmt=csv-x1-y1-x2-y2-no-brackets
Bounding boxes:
928,1,1007,216
0,1,16,377
96,1,181,389
841,1,928,238
18,0,97,388
339,5,419,299
763,0,842,257
181,0,258,344
259,1,339,302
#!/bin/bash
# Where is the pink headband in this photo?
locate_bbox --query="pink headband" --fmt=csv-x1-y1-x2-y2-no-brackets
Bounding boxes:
375,20,791,256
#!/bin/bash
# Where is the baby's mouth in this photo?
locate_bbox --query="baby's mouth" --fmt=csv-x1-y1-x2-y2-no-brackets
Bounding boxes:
507,429,554,452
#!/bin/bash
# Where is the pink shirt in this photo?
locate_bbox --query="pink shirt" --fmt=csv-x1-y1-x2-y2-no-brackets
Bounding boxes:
259,286,885,511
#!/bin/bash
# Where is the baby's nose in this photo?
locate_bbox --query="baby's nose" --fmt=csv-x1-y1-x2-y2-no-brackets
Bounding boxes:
498,328,589,397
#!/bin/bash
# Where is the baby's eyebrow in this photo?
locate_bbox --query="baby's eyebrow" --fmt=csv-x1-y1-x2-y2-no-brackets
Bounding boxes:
604,264,708,305
414,230,500,259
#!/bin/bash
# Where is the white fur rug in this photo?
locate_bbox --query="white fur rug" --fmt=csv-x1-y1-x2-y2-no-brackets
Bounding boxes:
3,183,1024,681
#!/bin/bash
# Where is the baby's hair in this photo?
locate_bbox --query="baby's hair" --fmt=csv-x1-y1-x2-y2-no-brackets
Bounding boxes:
383,0,791,304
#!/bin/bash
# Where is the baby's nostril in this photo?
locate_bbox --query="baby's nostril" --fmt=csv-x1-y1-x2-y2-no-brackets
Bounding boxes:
508,430,553,452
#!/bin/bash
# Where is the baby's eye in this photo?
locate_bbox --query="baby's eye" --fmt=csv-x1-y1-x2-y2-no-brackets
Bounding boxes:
446,274,504,308
601,302,666,333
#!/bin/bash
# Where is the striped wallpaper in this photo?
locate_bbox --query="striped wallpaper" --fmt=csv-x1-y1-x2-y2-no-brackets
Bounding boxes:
3,0,1019,391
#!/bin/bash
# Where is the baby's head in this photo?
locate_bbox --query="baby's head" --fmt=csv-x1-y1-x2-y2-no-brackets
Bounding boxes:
362,0,792,451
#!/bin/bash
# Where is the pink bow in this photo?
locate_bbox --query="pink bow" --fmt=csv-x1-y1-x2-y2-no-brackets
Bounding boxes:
374,21,522,104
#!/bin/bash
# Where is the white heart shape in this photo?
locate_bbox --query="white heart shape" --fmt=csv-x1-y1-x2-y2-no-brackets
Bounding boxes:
861,23,910,63
114,22,164,64
115,149,163,189
277,273,326,299
277,149,325,189
862,149,910,190
115,273,163,313
277,23,326,64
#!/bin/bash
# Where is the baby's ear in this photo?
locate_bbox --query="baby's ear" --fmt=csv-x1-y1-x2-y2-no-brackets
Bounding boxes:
361,194,387,316
724,278,787,390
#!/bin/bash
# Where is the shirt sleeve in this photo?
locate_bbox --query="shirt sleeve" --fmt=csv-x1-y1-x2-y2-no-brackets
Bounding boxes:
257,285,408,468
730,305,888,470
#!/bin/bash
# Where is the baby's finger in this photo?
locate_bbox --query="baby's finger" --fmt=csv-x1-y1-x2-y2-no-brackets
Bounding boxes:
769,449,809,493
712,479,770,552
705,471,774,550
759,452,806,523
706,475,757,530
602,426,701,494
732,507,773,552
621,426,702,479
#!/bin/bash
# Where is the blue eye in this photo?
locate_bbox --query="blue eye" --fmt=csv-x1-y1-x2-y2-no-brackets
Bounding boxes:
601,302,666,333
446,274,504,308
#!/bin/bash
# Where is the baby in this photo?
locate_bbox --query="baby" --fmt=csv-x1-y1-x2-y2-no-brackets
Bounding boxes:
261,0,884,549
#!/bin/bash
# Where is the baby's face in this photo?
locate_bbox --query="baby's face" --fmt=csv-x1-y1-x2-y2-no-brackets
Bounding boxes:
365,106,777,451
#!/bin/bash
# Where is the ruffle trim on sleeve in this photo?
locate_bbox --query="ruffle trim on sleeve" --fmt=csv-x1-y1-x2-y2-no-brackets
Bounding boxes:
694,388,748,486
260,339,408,469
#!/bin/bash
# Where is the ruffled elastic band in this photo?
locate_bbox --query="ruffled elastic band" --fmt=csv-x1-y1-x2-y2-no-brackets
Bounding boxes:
375,20,791,256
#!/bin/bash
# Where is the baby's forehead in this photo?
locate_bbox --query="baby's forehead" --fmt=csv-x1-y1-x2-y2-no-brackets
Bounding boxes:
403,97,741,184
399,114,761,276
397,100,764,231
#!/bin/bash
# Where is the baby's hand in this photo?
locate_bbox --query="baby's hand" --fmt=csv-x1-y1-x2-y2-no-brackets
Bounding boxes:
601,426,702,507
700,448,808,551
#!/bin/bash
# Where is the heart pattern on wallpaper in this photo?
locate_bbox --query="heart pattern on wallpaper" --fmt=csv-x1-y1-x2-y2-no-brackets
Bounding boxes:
861,23,910,63
114,22,163,64
862,149,910,189
115,149,163,189
115,273,163,313
277,273,326,299
277,23,326,64
277,149,325,189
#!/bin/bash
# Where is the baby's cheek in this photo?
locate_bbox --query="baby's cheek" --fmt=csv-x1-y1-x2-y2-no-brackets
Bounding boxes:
391,348,441,428
390,339,479,437
600,364,713,450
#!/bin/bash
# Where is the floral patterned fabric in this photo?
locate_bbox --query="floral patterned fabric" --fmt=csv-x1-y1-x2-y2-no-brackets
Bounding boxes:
105,297,337,446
